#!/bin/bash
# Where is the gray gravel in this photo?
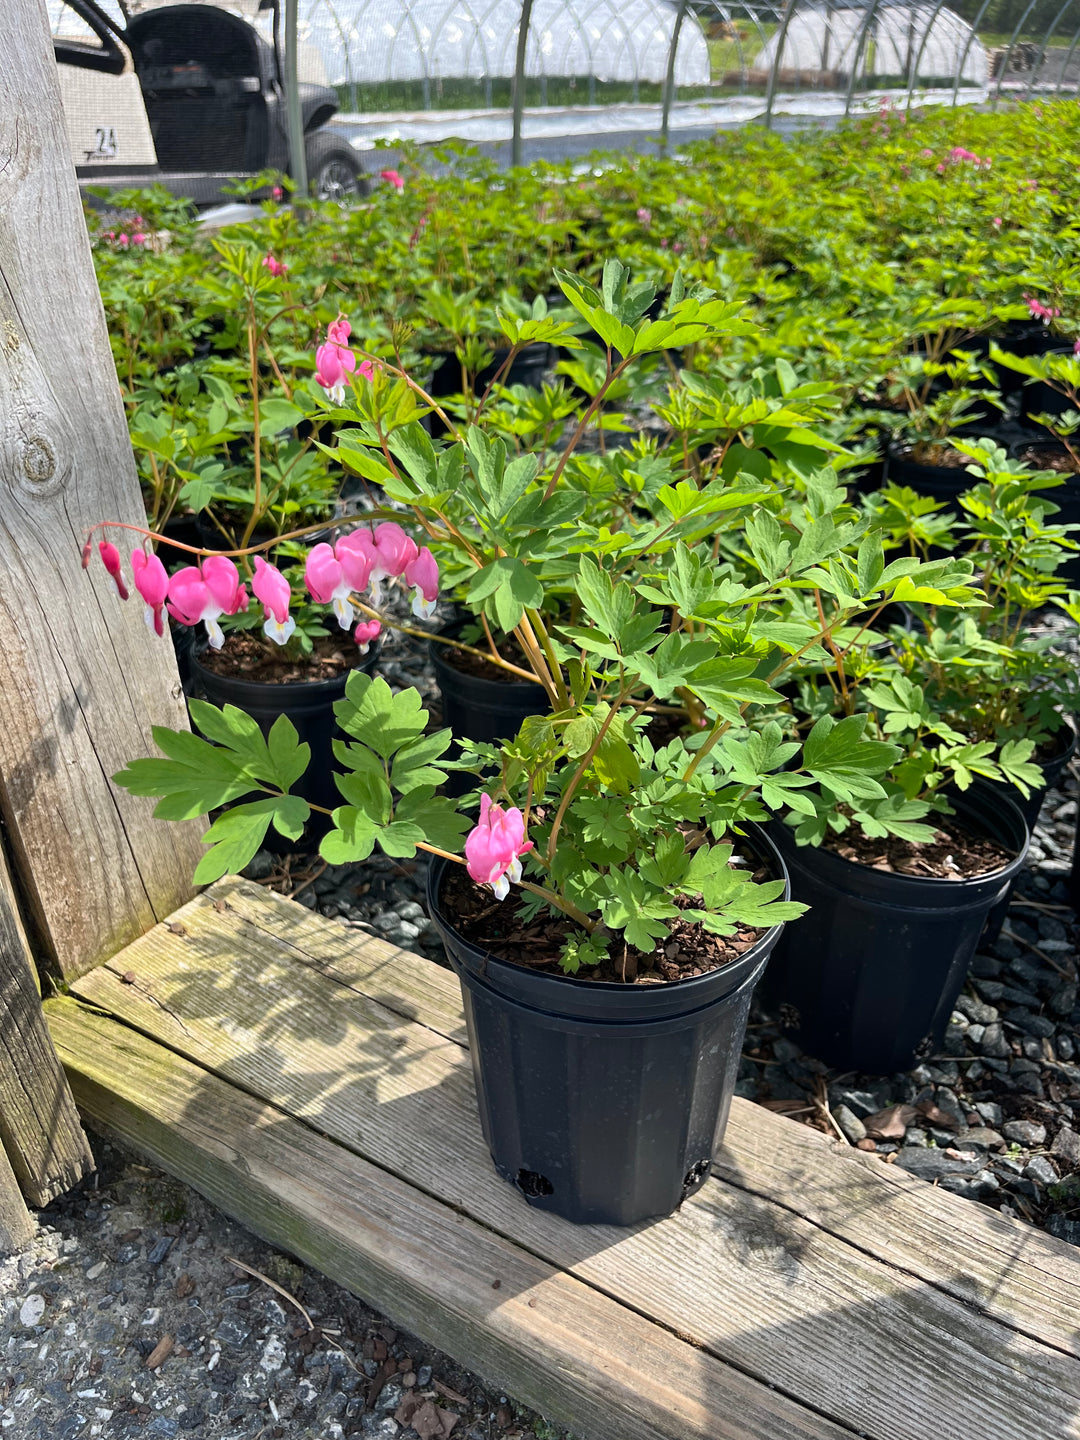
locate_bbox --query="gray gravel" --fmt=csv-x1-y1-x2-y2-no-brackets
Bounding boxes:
741,758,1080,1244
0,1140,570,1440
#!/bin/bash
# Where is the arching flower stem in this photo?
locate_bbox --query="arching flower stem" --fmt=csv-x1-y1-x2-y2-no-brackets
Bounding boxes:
349,598,543,683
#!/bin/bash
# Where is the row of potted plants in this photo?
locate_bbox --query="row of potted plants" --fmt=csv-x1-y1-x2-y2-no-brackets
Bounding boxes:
91,259,1080,1228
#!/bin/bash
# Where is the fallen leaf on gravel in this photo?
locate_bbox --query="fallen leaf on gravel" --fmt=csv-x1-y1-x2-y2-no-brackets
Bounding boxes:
434,1380,469,1405
395,1396,422,1426
855,1138,877,1152
166,922,187,936
395,1398,459,1439
146,1335,174,1370
862,1104,918,1140
916,1101,961,1131
175,1274,195,1299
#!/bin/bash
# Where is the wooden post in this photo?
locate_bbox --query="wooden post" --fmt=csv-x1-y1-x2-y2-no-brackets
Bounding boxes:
0,1144,34,1257
0,0,203,982
0,842,94,1206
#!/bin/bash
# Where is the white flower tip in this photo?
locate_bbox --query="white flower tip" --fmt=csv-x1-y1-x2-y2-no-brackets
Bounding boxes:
332,598,355,631
491,874,511,902
411,593,437,620
263,616,296,646
507,856,523,885
204,618,226,650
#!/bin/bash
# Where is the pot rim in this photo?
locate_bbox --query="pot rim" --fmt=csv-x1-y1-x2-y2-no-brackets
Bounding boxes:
426,822,790,999
769,781,1028,891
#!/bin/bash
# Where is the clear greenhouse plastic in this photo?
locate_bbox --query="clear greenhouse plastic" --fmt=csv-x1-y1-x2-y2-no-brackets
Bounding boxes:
299,0,711,87
51,0,1080,134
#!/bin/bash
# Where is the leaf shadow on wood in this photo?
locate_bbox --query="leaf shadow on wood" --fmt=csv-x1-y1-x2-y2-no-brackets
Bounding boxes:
67,876,1080,1440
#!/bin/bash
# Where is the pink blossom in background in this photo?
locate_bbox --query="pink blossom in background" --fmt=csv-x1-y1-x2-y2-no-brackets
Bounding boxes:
358,358,375,381
262,253,288,278
1025,294,1061,323
992,216,1003,229
304,542,356,630
465,795,534,901
131,232,148,247
272,185,284,200
315,317,357,403
131,550,169,636
353,619,381,653
251,557,295,646
117,233,129,248
403,547,439,619
1074,338,1080,356
379,169,404,190
636,208,652,226
920,148,934,158
98,542,128,600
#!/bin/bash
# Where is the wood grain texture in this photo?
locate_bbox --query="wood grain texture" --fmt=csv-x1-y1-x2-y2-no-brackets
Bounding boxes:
0,843,93,1204
69,879,1080,1440
172,879,1080,1353
48,1000,854,1440
0,1138,34,1256
0,0,202,981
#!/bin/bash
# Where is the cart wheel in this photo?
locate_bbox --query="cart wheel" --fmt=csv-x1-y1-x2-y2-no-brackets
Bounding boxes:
306,133,366,202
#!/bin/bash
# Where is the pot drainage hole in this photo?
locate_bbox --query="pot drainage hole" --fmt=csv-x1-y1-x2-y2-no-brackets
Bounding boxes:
682,1158,711,1196
516,1169,554,1199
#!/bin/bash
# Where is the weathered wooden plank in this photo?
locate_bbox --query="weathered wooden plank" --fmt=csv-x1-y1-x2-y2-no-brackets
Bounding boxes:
165,878,1080,1357
47,1000,853,1440
71,891,1080,1440
0,0,202,981
0,843,93,1205
209,876,468,1043
714,1098,1080,1350
0,1141,34,1256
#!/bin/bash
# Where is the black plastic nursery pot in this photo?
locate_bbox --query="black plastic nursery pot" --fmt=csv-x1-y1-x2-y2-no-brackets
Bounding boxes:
425,346,554,437
1020,349,1074,422
884,444,981,503
763,784,1029,1076
426,828,790,1227
190,641,379,845
1007,438,1080,586
429,628,550,747
983,719,1077,943
886,438,1080,585
991,321,1065,394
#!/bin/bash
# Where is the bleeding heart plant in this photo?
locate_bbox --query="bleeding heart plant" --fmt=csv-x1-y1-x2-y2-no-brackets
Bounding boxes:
104,263,990,972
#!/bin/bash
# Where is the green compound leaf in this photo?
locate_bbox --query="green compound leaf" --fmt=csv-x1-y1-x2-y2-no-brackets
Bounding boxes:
334,674,428,758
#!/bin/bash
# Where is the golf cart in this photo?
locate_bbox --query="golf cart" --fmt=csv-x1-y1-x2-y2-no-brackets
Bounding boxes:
53,0,365,204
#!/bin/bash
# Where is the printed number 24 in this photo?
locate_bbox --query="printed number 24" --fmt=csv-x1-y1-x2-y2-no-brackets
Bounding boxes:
90,127,118,159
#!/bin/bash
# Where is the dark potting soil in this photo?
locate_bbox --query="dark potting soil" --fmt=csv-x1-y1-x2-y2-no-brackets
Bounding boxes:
824,813,1014,879
437,633,539,685
1018,443,1078,474
441,859,768,985
197,631,357,683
